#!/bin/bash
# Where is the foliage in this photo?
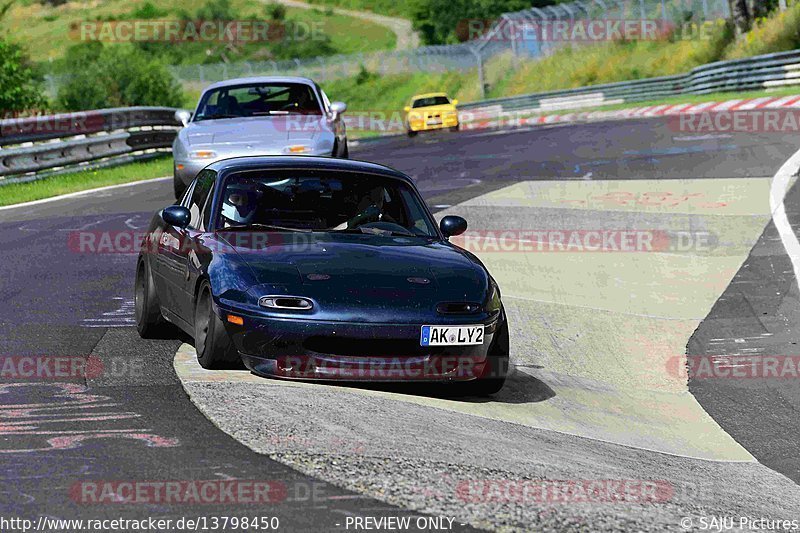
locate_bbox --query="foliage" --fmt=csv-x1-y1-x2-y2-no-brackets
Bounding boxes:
56,43,184,110
0,37,47,113
266,2,287,20
725,0,800,58
408,0,555,45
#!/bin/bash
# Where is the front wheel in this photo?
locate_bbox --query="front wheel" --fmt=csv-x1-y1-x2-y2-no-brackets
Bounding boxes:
194,281,241,369
461,313,509,396
134,259,165,338
407,130,418,138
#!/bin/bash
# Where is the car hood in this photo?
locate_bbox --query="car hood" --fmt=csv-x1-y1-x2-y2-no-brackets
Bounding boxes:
184,115,329,146
219,233,488,321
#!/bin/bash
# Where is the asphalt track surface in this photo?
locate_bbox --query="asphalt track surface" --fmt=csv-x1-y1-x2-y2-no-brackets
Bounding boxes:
1,118,800,531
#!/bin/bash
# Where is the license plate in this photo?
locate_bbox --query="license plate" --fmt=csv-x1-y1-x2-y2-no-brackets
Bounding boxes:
427,118,442,125
420,325,484,346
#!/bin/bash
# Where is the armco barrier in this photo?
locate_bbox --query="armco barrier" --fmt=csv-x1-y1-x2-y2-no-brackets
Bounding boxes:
458,50,800,117
0,107,181,183
5,50,799,185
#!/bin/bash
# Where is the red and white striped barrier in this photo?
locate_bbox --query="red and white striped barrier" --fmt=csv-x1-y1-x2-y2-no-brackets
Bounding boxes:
459,94,800,132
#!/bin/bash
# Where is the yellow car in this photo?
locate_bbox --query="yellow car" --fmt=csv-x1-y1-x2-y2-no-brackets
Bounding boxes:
404,93,459,137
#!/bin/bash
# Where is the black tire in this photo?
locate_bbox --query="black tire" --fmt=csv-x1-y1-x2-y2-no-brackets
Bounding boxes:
407,130,418,138
461,312,509,396
134,259,165,338
173,174,187,200
450,125,460,132
194,281,241,369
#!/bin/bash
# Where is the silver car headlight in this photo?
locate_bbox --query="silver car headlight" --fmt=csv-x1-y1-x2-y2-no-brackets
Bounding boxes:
283,145,312,154
189,150,217,159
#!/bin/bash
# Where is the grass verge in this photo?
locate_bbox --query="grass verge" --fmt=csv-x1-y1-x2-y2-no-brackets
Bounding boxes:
0,156,173,207
3,0,395,63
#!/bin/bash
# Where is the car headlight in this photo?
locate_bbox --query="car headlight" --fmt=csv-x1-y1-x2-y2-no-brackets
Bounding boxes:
284,145,311,154
484,281,502,316
190,150,217,159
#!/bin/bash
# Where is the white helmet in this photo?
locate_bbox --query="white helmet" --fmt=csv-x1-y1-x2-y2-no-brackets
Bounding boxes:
221,184,260,224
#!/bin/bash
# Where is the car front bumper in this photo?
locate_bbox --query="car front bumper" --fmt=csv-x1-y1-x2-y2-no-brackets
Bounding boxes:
408,115,459,132
174,150,335,186
218,302,500,382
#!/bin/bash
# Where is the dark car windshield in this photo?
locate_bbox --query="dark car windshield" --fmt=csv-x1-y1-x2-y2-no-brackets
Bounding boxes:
412,96,450,108
194,83,322,120
216,171,439,238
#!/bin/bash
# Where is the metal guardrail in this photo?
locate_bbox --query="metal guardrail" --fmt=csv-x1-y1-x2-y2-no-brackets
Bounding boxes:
7,49,799,185
458,50,800,116
0,107,181,183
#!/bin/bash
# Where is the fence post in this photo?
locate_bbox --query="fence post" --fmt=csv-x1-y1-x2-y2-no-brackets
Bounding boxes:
471,47,486,99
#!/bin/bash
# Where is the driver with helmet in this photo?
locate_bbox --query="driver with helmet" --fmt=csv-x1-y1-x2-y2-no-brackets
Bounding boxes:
221,183,261,226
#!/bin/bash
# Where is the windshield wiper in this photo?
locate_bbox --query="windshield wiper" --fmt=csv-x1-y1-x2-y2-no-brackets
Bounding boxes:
329,227,422,238
197,113,240,120
223,223,311,233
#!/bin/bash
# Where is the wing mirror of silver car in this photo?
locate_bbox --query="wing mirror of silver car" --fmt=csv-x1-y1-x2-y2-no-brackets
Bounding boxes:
329,101,347,119
162,205,191,228
440,215,467,238
174,109,192,127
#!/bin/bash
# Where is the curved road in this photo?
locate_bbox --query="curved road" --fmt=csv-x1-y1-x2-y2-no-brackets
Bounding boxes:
1,117,799,530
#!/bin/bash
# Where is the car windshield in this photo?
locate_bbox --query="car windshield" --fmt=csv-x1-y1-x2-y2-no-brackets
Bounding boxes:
412,96,450,108
216,171,439,238
194,83,322,120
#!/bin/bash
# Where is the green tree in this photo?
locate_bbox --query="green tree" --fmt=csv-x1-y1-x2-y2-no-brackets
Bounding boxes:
57,43,184,111
409,0,553,45
0,38,47,113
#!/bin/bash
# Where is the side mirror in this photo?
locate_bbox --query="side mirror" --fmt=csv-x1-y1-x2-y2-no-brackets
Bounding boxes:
440,215,467,238
162,205,191,228
175,109,192,127
329,101,347,119
403,106,411,113
452,99,459,106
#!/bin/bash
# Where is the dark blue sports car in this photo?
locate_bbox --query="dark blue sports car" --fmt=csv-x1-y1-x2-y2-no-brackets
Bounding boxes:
135,156,509,395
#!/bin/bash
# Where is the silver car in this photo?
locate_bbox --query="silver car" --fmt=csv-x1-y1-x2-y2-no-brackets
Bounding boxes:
172,76,348,198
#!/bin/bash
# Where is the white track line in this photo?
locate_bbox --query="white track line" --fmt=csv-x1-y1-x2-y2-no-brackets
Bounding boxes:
770,148,800,290
0,176,170,212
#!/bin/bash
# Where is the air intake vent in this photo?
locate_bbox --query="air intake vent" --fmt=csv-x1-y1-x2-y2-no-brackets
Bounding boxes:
436,302,481,315
259,296,313,310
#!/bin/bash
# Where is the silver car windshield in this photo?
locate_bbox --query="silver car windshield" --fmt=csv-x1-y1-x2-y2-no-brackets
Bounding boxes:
195,83,323,120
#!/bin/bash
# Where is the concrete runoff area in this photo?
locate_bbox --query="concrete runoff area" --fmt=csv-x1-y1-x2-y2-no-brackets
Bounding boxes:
175,176,800,530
